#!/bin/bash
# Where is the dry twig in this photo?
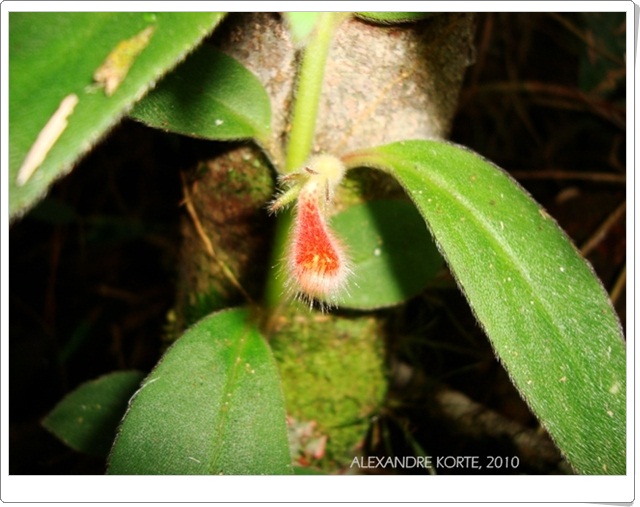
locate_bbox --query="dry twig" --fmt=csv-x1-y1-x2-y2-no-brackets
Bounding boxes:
180,172,253,303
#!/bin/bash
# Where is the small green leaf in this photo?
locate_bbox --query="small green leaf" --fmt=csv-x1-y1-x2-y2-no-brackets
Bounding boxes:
42,371,145,458
108,308,292,475
355,12,435,24
283,12,322,45
130,45,272,143
331,199,443,309
344,140,626,475
10,12,225,220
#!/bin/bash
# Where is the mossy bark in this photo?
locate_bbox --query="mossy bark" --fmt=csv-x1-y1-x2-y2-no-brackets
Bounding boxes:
169,144,274,335
173,13,475,470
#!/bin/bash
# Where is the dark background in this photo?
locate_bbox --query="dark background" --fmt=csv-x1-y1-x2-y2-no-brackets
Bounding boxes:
9,12,626,474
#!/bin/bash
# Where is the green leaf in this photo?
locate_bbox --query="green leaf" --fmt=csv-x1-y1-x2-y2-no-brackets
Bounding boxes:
344,140,626,475
354,12,435,24
10,12,225,220
42,371,145,458
283,12,322,46
130,45,272,144
331,199,443,309
108,308,292,475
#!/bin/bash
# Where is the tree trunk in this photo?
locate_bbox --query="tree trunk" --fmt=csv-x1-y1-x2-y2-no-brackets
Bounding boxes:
173,12,475,469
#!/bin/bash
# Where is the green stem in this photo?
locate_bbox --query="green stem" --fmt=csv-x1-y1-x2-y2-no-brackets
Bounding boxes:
264,13,347,312
263,210,294,315
285,12,346,173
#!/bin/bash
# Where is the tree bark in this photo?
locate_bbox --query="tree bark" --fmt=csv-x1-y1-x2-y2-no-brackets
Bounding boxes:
174,12,476,469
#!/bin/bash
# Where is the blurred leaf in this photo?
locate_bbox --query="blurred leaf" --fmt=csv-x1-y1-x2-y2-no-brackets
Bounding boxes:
108,308,292,475
345,140,626,475
10,12,225,220
42,371,145,458
130,45,271,143
331,199,443,309
577,13,626,97
283,12,322,45
354,12,435,24
58,316,97,364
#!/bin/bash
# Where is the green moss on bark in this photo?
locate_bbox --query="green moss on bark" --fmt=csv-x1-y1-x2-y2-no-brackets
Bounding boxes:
268,305,387,469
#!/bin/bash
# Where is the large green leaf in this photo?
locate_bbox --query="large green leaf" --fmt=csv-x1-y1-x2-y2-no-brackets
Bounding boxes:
9,12,225,219
108,308,292,475
42,371,145,458
344,140,626,475
330,199,443,309
129,45,272,143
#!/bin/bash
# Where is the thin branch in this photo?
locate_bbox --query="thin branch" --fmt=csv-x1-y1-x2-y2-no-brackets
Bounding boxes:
510,169,625,184
462,80,625,128
610,263,626,307
548,13,625,66
580,201,626,257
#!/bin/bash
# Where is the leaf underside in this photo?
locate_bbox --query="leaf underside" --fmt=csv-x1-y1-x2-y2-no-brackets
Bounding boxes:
331,199,443,309
130,44,272,143
42,370,145,458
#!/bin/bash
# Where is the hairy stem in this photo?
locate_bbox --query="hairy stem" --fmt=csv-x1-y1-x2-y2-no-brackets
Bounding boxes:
264,13,347,312
285,12,347,173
